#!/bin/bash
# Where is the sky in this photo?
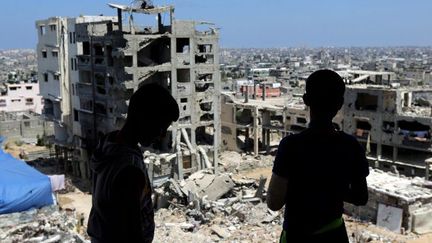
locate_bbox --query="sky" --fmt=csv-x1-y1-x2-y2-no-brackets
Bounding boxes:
1,0,431,49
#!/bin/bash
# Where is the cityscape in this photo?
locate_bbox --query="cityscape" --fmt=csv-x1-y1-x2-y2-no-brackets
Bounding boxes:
1,1,432,242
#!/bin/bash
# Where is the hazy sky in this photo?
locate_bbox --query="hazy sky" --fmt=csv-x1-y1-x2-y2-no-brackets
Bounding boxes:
1,0,431,49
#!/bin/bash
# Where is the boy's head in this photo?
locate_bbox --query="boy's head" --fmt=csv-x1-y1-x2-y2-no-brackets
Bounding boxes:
303,69,345,119
126,83,179,146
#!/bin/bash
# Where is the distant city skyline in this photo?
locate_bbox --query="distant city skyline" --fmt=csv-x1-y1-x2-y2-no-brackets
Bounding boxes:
1,0,431,50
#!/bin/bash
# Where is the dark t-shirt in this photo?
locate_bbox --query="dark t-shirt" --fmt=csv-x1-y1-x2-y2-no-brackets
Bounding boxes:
87,132,155,243
272,124,369,234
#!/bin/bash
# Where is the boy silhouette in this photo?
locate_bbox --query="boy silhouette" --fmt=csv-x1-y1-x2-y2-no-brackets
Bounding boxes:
267,70,369,243
88,83,179,243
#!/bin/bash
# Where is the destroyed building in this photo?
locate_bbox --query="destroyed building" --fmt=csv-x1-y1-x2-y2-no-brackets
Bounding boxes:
222,70,432,178
37,3,221,182
344,84,432,176
221,93,287,155
36,15,118,176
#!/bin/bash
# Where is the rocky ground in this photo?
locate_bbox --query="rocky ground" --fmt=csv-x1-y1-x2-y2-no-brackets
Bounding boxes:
2,148,432,242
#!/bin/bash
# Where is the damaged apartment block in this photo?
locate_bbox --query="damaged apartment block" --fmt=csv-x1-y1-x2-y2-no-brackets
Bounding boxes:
221,70,432,178
73,3,221,182
344,83,432,176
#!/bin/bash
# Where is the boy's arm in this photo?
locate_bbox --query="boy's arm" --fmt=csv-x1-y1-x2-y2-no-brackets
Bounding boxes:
267,173,288,211
344,177,368,206
344,140,369,206
267,138,290,211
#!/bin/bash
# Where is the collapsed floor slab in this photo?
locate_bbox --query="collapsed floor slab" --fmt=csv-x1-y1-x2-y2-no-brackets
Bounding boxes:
345,169,432,234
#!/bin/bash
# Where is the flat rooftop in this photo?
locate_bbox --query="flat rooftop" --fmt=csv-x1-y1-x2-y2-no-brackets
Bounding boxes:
367,169,432,203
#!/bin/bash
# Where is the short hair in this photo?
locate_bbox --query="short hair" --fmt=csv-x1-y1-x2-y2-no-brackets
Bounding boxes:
127,83,179,126
305,69,345,109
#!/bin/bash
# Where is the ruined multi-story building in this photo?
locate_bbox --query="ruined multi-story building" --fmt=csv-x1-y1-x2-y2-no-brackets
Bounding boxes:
222,70,432,178
36,16,117,156
40,3,221,181
343,84,432,176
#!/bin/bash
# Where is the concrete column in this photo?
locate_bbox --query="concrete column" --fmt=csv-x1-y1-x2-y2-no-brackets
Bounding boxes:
148,161,154,184
262,84,266,101
175,130,183,180
79,160,88,180
266,129,271,153
425,158,432,181
392,146,398,163
377,143,382,161
282,110,287,137
253,83,257,100
117,9,123,32
244,86,249,103
253,107,259,156
245,128,250,149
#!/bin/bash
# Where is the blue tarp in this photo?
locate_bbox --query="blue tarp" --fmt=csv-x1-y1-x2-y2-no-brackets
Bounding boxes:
0,137,53,214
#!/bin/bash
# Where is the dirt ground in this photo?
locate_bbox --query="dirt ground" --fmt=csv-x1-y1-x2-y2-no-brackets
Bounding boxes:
3,140,48,159
57,191,92,226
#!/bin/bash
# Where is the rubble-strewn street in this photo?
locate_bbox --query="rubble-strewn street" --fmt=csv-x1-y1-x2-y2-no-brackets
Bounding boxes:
2,151,432,242
2,139,432,243
0,206,86,243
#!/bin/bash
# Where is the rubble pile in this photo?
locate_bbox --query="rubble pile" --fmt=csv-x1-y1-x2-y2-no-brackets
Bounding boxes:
154,201,283,242
153,169,284,242
219,151,274,173
0,205,87,243
352,231,398,243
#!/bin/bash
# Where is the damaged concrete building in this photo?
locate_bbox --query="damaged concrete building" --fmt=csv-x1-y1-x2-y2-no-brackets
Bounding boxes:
37,3,221,182
221,93,287,155
222,70,432,178
36,15,118,177
343,84,432,176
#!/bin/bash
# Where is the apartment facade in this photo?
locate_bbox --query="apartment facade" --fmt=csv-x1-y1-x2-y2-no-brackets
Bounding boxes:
221,71,432,178
37,3,221,181
73,3,221,181
0,80,43,114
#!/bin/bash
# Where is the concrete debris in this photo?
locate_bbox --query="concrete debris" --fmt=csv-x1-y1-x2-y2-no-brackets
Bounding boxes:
153,201,283,242
179,170,235,202
152,169,279,242
219,151,274,173
345,168,432,234
211,225,231,238
0,205,88,243
254,176,267,199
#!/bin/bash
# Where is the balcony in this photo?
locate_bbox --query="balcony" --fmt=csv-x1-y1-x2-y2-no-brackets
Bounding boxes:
397,132,432,150
77,83,93,97
77,55,91,69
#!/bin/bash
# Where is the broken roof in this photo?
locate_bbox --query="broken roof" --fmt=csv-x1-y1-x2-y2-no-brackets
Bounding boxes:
367,169,432,204
222,93,286,111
